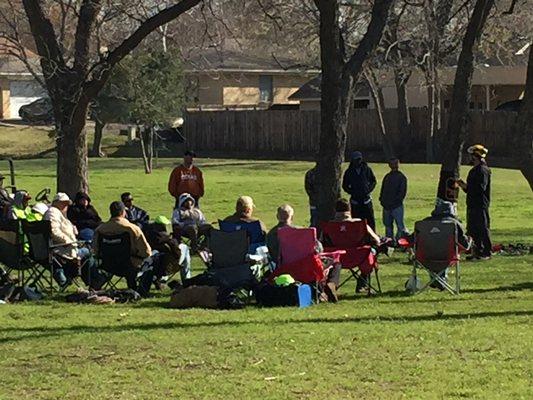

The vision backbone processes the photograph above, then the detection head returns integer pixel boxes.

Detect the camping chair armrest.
[318,250,346,263]
[49,240,86,249]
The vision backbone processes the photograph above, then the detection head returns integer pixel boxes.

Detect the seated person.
[266,204,295,262]
[332,198,380,244]
[8,191,32,220]
[27,202,49,222]
[420,201,472,289]
[93,201,152,291]
[172,193,211,251]
[140,215,192,296]
[121,192,149,230]
[67,192,101,242]
[266,204,340,302]
[223,195,267,249]
[45,193,103,288]
[329,198,382,293]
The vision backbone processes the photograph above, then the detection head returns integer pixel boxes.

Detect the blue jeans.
[382,205,407,240]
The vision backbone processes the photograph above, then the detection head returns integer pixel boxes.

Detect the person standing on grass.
[304,165,319,227]
[457,144,492,260]
[379,158,408,241]
[342,151,377,230]
[168,150,204,208]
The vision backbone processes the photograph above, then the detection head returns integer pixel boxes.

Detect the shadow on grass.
[1,309,531,344]
[461,282,533,294]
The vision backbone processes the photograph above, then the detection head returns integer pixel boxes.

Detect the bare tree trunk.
[90,119,105,157]
[314,0,393,222]
[139,126,154,174]
[515,47,533,191]
[56,111,90,197]
[365,67,395,159]
[395,70,412,158]
[437,0,495,201]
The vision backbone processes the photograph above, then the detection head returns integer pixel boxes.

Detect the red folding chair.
[320,220,380,295]
[270,227,344,300]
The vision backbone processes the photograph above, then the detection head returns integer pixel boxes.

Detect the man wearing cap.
[168,150,204,207]
[223,195,267,235]
[45,193,103,288]
[458,144,492,260]
[342,151,377,230]
[121,192,149,230]
[93,201,152,289]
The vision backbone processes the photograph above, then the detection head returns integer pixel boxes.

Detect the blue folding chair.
[218,220,265,253]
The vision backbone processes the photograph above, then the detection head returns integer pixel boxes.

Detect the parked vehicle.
[495,99,522,112]
[18,98,54,124]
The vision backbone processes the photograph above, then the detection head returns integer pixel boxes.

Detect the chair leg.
[374,269,382,293]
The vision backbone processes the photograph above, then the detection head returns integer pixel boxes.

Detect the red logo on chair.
[340,225,347,232]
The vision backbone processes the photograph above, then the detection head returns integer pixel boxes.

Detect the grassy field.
[0,158,532,399]
[0,125,127,159]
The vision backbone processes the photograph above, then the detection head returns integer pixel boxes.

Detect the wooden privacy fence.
[183,108,517,158]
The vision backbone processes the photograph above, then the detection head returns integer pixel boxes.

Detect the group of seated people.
[1,179,471,300]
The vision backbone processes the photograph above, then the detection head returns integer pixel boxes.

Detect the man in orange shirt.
[168,150,204,207]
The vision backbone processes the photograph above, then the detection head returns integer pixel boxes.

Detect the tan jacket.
[45,206,78,259]
[93,217,152,268]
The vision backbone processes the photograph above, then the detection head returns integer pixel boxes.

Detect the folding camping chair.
[22,220,86,292]
[96,231,138,290]
[321,220,381,295]
[0,220,35,285]
[270,227,344,302]
[218,219,265,253]
[206,229,249,269]
[411,220,461,295]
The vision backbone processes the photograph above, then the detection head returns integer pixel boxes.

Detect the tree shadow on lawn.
[1,309,531,345]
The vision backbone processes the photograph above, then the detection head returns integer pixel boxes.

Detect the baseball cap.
[53,192,72,204]
[351,151,363,160]
[32,202,49,215]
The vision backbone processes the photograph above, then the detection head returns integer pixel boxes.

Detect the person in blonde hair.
[266,204,295,262]
[223,195,267,235]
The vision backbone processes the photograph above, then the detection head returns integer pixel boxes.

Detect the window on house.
[259,75,273,103]
[354,99,370,109]
[469,102,475,109]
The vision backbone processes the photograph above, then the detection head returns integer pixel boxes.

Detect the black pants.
[467,207,492,257]
[350,200,376,231]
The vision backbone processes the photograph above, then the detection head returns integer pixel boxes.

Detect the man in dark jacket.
[121,192,150,230]
[67,192,101,241]
[342,151,377,230]
[379,158,408,240]
[458,144,492,260]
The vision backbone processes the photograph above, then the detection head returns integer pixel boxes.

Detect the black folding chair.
[0,220,34,284]
[206,229,249,269]
[411,220,461,295]
[22,220,86,292]
[96,232,138,290]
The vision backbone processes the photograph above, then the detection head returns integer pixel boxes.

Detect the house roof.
[184,49,319,73]
[0,40,41,76]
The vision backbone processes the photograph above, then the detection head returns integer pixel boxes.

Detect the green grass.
[0,126,127,158]
[0,158,532,399]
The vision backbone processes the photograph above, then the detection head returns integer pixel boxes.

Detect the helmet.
[467,144,488,158]
[154,215,171,225]
[274,274,295,287]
